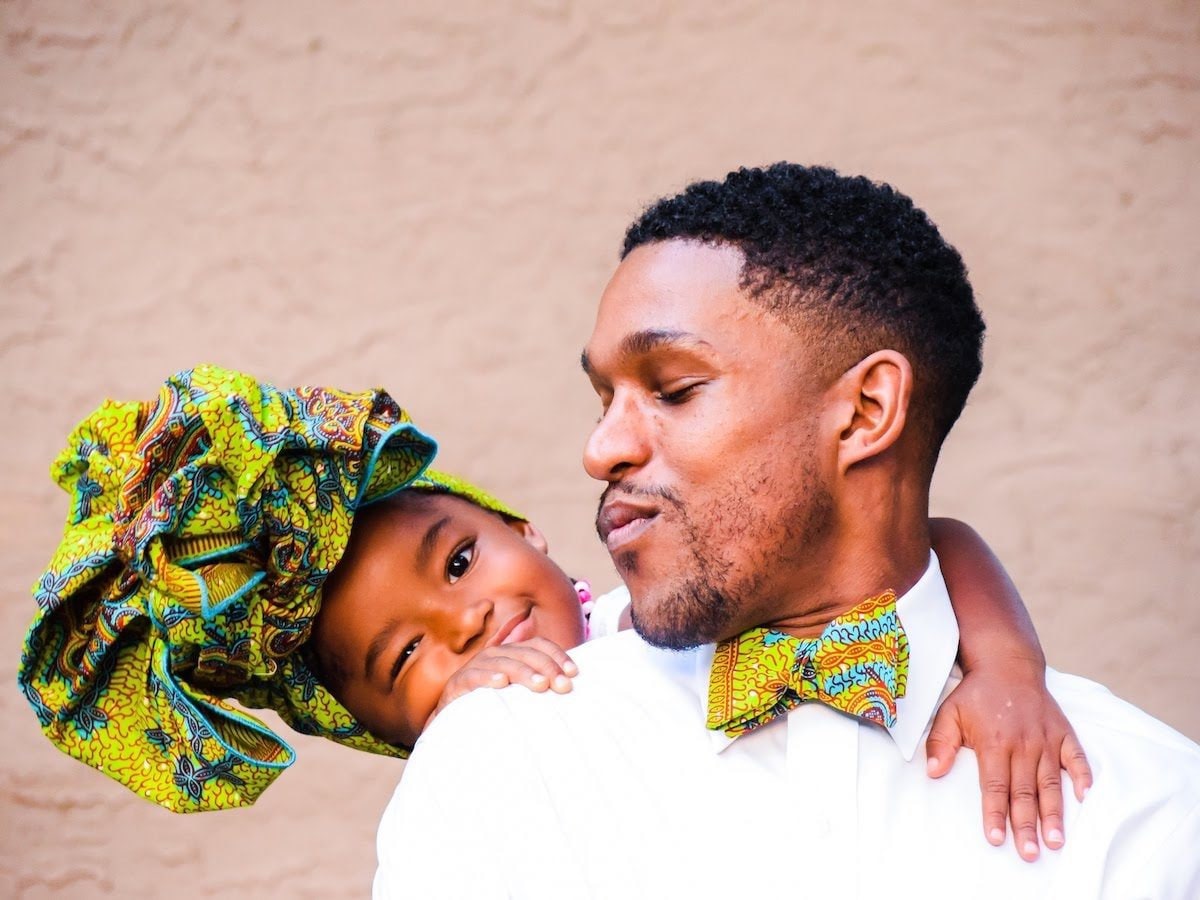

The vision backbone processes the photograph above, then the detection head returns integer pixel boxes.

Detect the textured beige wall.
[2,1,1197,896]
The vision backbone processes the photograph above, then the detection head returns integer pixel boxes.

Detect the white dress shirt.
[375,554,1200,899]
[583,583,626,640]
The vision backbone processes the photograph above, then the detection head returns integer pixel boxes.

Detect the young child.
[20,366,1087,861]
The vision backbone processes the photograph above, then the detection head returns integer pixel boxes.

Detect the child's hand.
[924,660,1093,863]
[428,638,579,724]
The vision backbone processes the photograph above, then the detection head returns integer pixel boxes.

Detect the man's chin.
[630,612,705,651]
[627,582,734,651]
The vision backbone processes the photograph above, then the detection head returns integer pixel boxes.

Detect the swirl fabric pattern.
[18,365,437,812]
[707,590,909,738]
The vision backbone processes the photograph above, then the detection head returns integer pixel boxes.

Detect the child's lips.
[489,609,535,647]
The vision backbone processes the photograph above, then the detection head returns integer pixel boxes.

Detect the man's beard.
[618,460,834,651]
[630,585,738,652]
[627,540,740,651]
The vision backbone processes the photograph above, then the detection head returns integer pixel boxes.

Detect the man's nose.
[583,393,650,482]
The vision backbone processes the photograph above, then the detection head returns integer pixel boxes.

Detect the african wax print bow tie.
[707,590,909,738]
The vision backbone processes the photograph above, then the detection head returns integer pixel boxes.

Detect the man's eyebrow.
[365,618,403,682]
[581,329,712,375]
[415,515,451,574]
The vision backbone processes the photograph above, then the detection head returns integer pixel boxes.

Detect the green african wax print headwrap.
[17,364,485,813]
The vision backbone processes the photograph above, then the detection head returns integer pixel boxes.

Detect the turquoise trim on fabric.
[200,568,266,620]
[173,541,253,568]
[154,646,296,770]
[357,421,437,509]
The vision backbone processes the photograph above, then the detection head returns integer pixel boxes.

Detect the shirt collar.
[888,551,958,760]
[698,551,959,760]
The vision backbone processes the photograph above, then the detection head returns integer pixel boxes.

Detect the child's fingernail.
[563,661,578,676]
[530,673,547,685]
[1023,841,1039,858]
[988,828,1005,845]
[553,675,572,692]
[1046,828,1063,845]
[925,757,937,774]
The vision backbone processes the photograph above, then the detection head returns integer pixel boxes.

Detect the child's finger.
[1060,731,1092,802]
[484,641,576,690]
[429,668,512,725]
[924,701,964,779]
[441,666,512,703]
[473,654,553,691]
[976,745,1012,848]
[1007,745,1042,862]
[474,646,573,693]
[517,637,579,677]
[1037,749,1066,850]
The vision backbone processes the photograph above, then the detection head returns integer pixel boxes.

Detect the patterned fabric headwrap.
[707,590,910,738]
[17,365,450,812]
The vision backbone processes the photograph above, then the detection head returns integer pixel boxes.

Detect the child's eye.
[392,638,421,681]
[447,542,475,583]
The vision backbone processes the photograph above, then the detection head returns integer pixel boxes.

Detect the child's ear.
[508,518,549,554]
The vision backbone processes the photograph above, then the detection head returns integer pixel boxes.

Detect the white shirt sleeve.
[1159,799,1200,899]
[373,688,573,900]
[1103,794,1200,899]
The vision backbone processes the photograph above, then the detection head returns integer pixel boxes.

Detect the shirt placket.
[785,688,861,896]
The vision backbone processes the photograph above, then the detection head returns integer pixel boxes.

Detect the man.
[375,165,1200,898]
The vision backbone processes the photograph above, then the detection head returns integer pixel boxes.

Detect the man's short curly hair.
[622,163,986,462]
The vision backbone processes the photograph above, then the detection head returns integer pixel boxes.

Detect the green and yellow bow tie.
[707,590,909,738]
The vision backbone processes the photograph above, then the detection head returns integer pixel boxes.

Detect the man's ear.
[833,349,912,474]
[508,518,550,554]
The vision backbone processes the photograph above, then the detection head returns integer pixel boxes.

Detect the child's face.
[312,492,586,748]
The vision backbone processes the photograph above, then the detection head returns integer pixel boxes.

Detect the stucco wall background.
[2,1,1197,896]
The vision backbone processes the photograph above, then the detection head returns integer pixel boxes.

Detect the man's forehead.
[585,241,749,358]
[603,239,745,306]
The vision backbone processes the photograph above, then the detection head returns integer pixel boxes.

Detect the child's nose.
[440,596,493,653]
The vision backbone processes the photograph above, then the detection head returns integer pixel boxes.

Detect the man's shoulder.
[566,630,706,706]
[1049,668,1199,755]
[1047,667,1200,792]
[574,626,696,668]
[570,630,710,703]
[417,632,705,748]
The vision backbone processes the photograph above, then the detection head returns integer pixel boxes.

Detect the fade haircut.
[622,163,986,464]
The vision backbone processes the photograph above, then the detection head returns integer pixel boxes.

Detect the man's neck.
[761,498,931,639]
